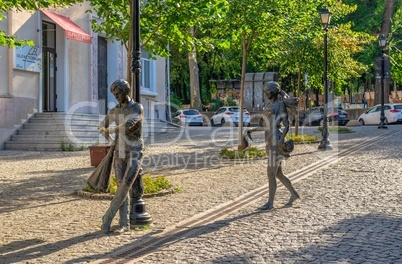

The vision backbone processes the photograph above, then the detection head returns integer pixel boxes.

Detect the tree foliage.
[88,0,227,56]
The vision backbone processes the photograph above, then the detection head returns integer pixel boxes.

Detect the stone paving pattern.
[0,126,401,263]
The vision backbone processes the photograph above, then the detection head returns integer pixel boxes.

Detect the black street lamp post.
[378,34,388,129]
[318,7,333,150]
[130,0,153,226]
[132,0,141,102]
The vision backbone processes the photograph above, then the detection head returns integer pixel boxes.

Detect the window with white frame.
[141,49,156,94]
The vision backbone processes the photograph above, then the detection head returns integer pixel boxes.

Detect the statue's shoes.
[115,226,130,234]
[101,224,111,234]
[259,201,274,210]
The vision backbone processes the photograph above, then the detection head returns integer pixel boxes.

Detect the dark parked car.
[298,106,349,126]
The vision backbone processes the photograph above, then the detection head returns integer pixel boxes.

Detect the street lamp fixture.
[320,7,332,26]
[378,34,388,129]
[318,7,333,150]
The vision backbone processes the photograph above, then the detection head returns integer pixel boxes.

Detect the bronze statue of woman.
[243,81,299,210]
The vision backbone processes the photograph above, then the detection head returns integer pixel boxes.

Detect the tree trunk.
[237,32,248,150]
[375,0,394,104]
[188,28,202,111]
[381,0,394,36]
[295,63,301,136]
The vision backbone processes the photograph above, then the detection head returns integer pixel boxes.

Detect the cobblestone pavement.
[0,125,401,263]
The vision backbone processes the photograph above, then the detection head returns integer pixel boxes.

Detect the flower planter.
[89,145,111,167]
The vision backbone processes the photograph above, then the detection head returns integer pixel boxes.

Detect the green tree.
[389,3,402,86]
[214,0,289,149]
[88,0,228,110]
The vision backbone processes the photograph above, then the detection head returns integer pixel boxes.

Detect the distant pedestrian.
[363,95,368,108]
[241,81,300,210]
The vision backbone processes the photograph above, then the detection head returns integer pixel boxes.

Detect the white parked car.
[172,109,203,126]
[211,106,251,127]
[358,104,402,125]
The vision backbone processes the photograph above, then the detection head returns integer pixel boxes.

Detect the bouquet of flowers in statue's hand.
[239,129,254,151]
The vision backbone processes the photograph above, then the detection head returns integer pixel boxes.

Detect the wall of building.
[46,3,93,113]
[0,11,40,149]
[0,2,168,149]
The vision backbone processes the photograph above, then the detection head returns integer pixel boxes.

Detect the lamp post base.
[318,122,332,150]
[130,199,153,227]
[378,124,388,129]
[318,139,333,150]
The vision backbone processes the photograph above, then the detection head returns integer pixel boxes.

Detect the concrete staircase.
[4,112,178,151]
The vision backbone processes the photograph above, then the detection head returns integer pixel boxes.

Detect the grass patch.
[60,141,74,151]
[142,174,171,194]
[286,133,318,143]
[82,183,95,193]
[133,225,151,231]
[220,147,266,159]
[318,126,353,133]
[82,174,174,195]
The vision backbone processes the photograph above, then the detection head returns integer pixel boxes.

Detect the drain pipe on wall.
[37,11,43,113]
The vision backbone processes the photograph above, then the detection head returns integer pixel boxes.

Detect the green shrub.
[220,147,266,159]
[108,174,118,194]
[317,126,352,133]
[170,95,182,114]
[82,183,95,192]
[286,133,318,143]
[83,174,172,195]
[226,97,237,106]
[142,174,171,194]
[60,141,74,151]
[211,98,225,111]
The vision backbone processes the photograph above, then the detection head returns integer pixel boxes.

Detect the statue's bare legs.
[261,158,299,210]
[276,165,300,206]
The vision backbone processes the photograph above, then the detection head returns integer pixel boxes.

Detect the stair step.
[11,134,106,143]
[5,112,179,151]
[23,123,98,130]
[17,129,100,136]
[29,118,101,125]
[4,142,91,151]
[34,112,104,118]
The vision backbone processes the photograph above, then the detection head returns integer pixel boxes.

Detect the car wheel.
[211,119,215,126]
[359,119,365,125]
[221,118,226,126]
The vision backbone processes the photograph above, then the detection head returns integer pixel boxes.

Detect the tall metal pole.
[378,46,388,129]
[318,26,332,150]
[130,0,152,226]
[132,0,141,102]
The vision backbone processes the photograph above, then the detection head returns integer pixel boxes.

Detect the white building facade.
[0,2,169,149]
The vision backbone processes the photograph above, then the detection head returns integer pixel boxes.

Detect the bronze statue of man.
[99,79,145,234]
[244,81,299,210]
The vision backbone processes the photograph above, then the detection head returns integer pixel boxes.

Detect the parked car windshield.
[228,107,240,112]
[183,110,200,115]
[394,105,402,110]
[227,107,248,112]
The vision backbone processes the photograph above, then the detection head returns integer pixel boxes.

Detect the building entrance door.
[42,48,57,112]
[42,21,57,112]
